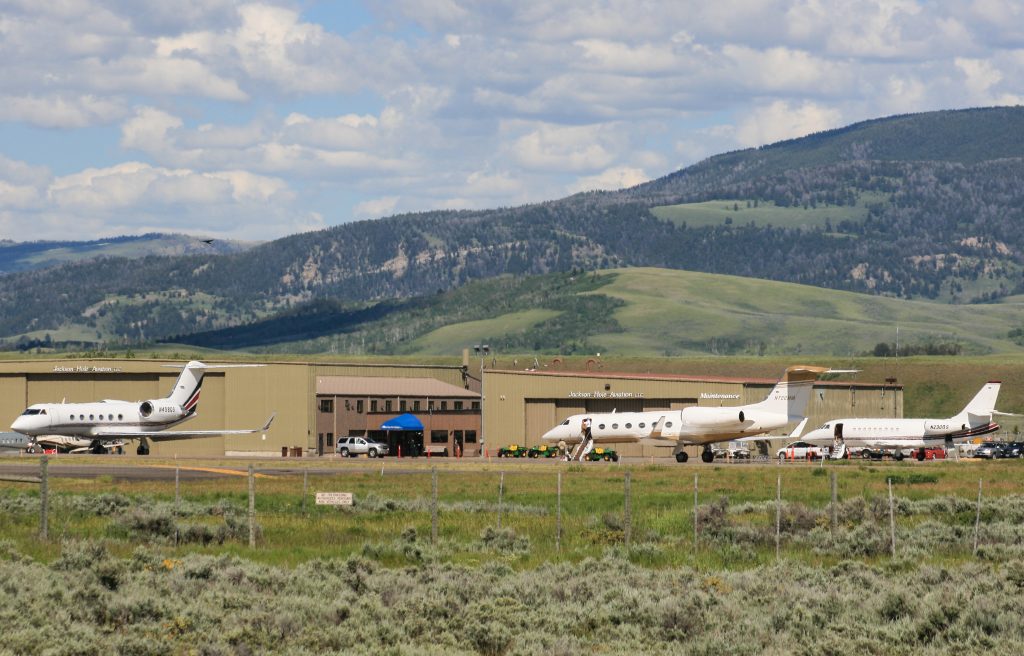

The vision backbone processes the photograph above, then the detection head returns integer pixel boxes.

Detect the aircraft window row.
[72,414,124,421]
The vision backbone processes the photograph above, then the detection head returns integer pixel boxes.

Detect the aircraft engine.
[139,400,182,422]
[684,407,749,428]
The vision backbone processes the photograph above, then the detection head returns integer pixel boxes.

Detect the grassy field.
[4,457,1024,654]
[650,194,887,230]
[4,456,1024,569]
[404,309,561,354]
[577,268,1024,357]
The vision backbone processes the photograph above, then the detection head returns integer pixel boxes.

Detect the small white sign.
[315,492,353,506]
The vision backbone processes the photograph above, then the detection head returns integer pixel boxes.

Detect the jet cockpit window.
[561,420,570,425]
[21,408,42,415]
[818,424,830,430]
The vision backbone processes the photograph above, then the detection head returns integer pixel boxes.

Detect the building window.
[413,400,421,412]
[465,430,477,443]
[385,399,393,413]
[370,399,378,413]
[319,399,334,413]
[440,400,448,411]
[431,430,448,444]
[400,400,407,412]
[454,401,463,411]
[454,430,463,442]
[327,433,334,447]
[428,400,434,411]
[472,401,480,410]
[356,400,364,413]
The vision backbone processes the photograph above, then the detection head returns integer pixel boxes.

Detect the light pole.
[473,344,489,455]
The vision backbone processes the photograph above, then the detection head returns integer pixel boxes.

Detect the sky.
[1,0,1023,242]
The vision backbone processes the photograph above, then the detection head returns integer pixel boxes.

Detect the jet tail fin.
[752,365,829,421]
[161,361,265,414]
[951,381,1001,425]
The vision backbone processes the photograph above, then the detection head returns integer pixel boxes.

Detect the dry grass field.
[3,457,1024,653]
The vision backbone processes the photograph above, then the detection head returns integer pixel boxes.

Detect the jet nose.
[11,416,29,433]
[541,426,563,442]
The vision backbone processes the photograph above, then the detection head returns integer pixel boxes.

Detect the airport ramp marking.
[150,465,275,479]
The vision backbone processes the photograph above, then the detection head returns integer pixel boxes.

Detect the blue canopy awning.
[379,413,424,431]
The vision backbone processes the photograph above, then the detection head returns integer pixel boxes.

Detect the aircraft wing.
[94,414,275,441]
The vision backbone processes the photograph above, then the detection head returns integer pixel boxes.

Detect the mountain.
[167,268,1024,357]
[2,106,1024,350]
[0,233,255,274]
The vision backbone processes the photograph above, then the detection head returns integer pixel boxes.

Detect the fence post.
[775,474,781,559]
[175,466,180,513]
[498,471,505,529]
[624,470,632,549]
[248,464,256,548]
[39,455,48,541]
[556,471,562,553]
[302,470,308,513]
[973,479,983,555]
[431,466,438,544]
[888,478,896,558]
[830,470,837,534]
[693,473,699,544]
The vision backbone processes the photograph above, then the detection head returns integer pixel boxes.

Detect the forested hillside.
[0,233,252,274]
[2,107,1023,349]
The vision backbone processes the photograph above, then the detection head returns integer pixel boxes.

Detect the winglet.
[261,413,276,432]
[789,417,808,438]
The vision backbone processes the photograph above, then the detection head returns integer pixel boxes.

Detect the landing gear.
[894,450,905,462]
[136,439,150,456]
[916,449,926,462]
[90,440,105,455]
[675,451,689,463]
[701,445,714,463]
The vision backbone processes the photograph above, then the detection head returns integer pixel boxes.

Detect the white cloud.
[735,100,844,147]
[0,94,127,129]
[508,123,619,172]
[3,1,1024,240]
[568,166,650,193]
[353,196,399,220]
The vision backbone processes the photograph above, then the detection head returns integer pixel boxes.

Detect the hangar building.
[0,358,901,458]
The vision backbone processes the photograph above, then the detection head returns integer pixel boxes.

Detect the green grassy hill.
[581,268,1024,356]
[173,267,1024,362]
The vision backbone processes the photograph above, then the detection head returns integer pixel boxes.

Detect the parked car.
[1002,442,1024,458]
[776,441,826,461]
[910,446,947,461]
[974,442,1007,459]
[336,436,389,458]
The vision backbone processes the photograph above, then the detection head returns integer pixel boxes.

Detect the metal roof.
[316,376,480,398]
[486,368,899,389]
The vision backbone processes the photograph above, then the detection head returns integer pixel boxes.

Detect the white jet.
[541,365,834,463]
[801,381,1013,461]
[10,361,274,455]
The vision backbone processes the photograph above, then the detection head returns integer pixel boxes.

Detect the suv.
[776,441,825,461]
[337,437,389,458]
